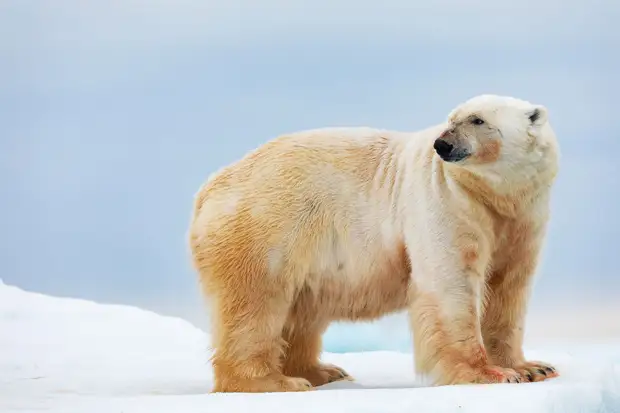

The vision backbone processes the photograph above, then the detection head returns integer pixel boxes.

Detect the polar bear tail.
[190,172,219,222]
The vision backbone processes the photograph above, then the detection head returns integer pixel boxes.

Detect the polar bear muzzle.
[433,128,470,162]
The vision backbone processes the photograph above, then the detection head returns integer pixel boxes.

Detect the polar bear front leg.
[482,234,559,383]
[407,236,522,385]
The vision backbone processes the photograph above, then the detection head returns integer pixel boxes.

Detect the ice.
[1,279,618,413]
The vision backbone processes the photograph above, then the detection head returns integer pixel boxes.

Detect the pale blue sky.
[1,1,618,350]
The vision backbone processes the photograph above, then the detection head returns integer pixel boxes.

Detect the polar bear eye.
[471,117,485,125]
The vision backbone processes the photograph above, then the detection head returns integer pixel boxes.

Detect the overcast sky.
[1,1,618,350]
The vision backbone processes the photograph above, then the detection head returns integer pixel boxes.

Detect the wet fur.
[188,95,560,392]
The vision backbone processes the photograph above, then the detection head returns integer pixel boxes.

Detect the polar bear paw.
[513,361,559,382]
[213,373,313,393]
[294,363,353,387]
[474,365,523,384]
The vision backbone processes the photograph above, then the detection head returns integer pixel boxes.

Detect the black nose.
[434,139,454,158]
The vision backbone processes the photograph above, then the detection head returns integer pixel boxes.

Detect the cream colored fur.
[188,94,560,393]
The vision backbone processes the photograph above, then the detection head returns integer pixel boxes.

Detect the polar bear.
[188,94,560,393]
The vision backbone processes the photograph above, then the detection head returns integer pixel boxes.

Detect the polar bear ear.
[526,105,548,127]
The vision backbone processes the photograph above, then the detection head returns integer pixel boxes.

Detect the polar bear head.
[433,94,559,186]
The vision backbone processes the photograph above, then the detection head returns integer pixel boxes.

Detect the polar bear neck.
[443,163,555,219]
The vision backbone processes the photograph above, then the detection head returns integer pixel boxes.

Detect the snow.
[1,280,619,413]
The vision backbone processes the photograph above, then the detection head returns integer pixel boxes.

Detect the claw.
[507,375,520,384]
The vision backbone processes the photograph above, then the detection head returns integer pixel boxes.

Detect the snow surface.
[1,280,619,413]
